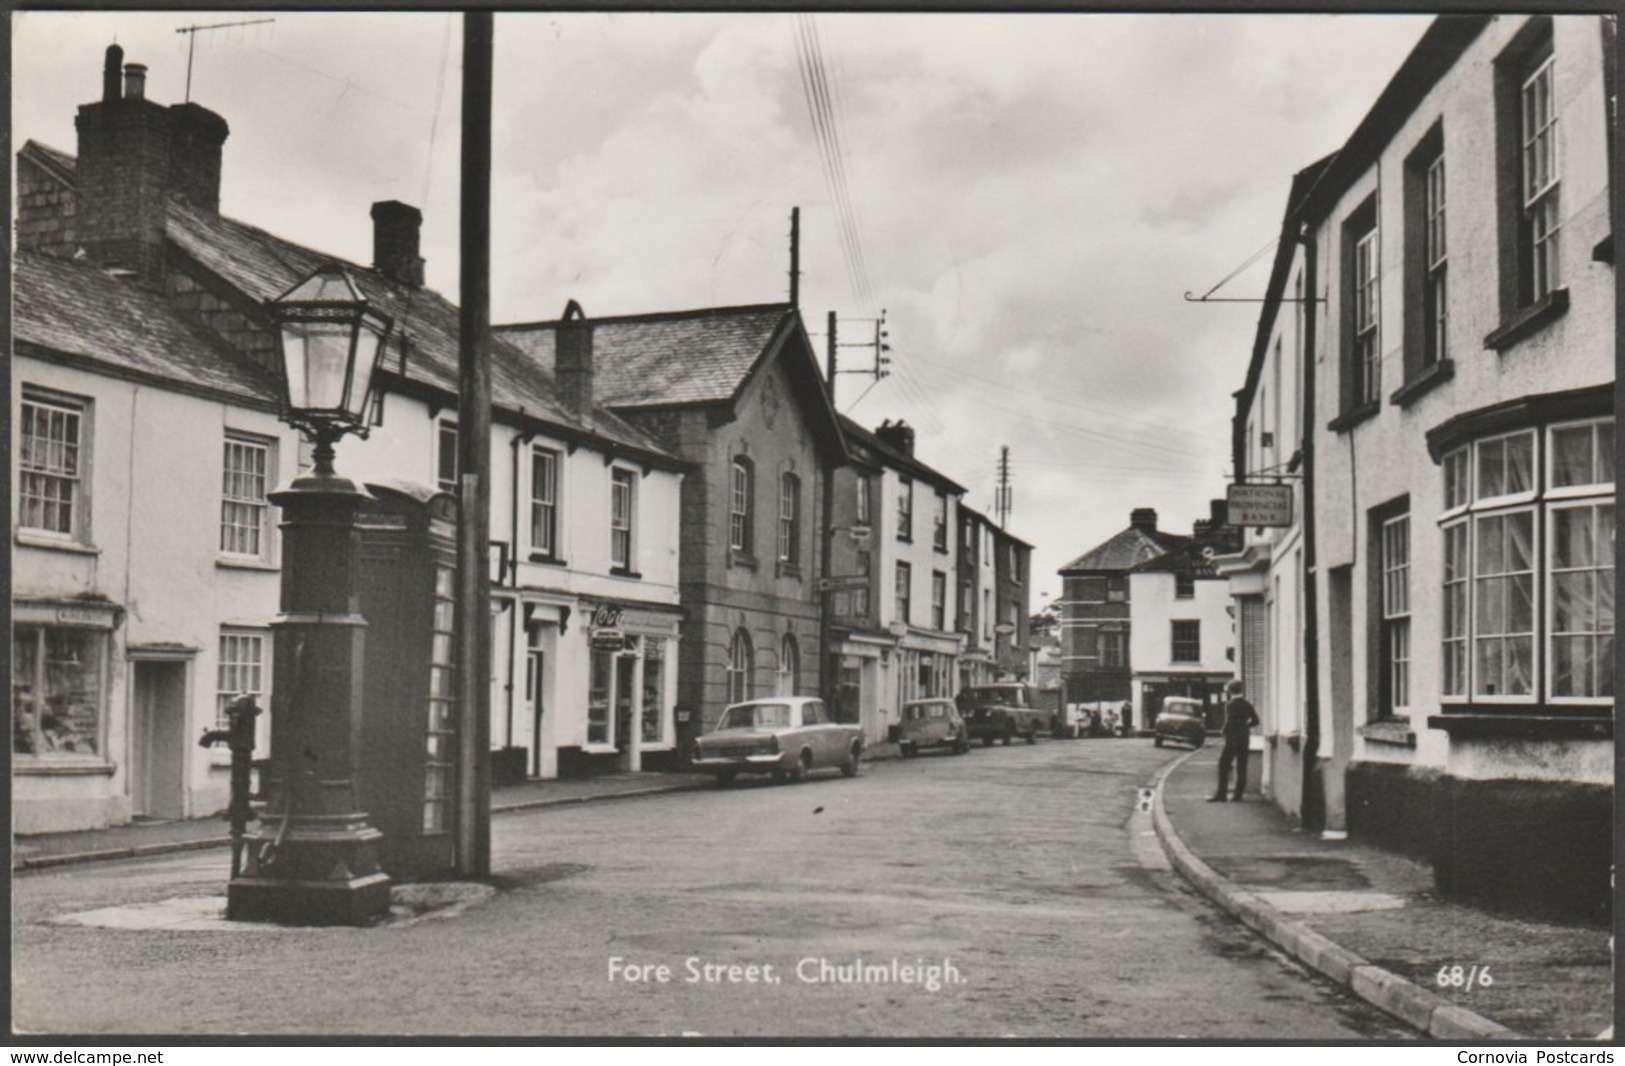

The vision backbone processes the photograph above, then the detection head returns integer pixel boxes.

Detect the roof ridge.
[496,302,792,331]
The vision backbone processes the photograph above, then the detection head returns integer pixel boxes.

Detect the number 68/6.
[1435,965,1494,989]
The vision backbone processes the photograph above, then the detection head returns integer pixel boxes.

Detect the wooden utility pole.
[456,10,494,878]
[789,206,801,308]
[826,309,838,405]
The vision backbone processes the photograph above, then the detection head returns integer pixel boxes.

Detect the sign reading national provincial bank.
[1226,483,1293,528]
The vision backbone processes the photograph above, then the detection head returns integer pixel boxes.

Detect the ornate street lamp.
[269,262,392,470]
[227,262,394,925]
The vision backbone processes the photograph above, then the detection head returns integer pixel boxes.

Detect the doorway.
[132,660,187,820]
[527,648,546,778]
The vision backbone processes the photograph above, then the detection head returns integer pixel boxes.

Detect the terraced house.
[13,48,689,833]
[498,303,848,752]
[1217,14,1614,923]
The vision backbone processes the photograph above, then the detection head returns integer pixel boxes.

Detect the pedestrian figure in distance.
[1120,700,1134,737]
[1209,679,1259,802]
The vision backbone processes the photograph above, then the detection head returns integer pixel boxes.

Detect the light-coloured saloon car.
[690,697,864,785]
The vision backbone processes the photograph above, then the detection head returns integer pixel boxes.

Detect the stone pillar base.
[228,872,392,926]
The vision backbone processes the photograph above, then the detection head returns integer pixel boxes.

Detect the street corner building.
[1056,507,1196,724]
[818,417,1033,746]
[1212,14,1614,924]
[11,46,694,835]
[498,302,848,753]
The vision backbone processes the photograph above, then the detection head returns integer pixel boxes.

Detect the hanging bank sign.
[1227,484,1294,528]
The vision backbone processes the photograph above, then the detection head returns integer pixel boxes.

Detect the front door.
[131,660,187,820]
[614,653,637,770]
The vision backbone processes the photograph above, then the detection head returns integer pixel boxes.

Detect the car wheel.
[982,735,993,748]
[840,744,860,777]
[956,738,970,754]
[900,742,917,759]
[1001,731,1012,747]
[790,750,812,783]
[1154,735,1164,748]
[1024,723,1038,745]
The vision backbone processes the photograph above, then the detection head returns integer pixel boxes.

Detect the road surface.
[13,739,1411,1038]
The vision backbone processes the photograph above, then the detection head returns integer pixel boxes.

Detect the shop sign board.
[1227,484,1294,528]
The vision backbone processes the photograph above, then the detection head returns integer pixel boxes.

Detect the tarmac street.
[13,741,1415,1039]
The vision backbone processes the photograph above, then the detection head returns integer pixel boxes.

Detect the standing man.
[1209,679,1259,802]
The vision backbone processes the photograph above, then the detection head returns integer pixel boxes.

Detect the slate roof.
[1130,528,1244,578]
[15,137,678,467]
[23,140,76,185]
[164,201,677,465]
[836,415,966,495]
[496,304,793,409]
[14,248,276,404]
[1059,525,1189,574]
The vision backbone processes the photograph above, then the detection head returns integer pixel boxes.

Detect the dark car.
[958,683,1047,746]
[1153,696,1206,749]
[898,698,970,757]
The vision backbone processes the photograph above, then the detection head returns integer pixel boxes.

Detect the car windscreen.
[962,687,1025,707]
[718,703,792,730]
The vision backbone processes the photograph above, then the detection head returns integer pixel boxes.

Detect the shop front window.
[13,625,105,756]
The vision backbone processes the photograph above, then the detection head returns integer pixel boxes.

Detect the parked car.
[958,683,1048,746]
[689,697,864,785]
[898,698,970,757]
[1153,696,1207,749]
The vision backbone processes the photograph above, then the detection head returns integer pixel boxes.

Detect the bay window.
[1438,417,1613,706]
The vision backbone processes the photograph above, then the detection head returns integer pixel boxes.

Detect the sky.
[12,10,1433,603]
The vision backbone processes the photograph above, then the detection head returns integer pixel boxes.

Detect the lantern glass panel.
[347,316,389,419]
[281,317,355,414]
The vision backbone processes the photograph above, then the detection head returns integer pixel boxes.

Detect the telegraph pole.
[826,310,838,404]
[789,206,801,309]
[996,446,1012,529]
[456,10,494,878]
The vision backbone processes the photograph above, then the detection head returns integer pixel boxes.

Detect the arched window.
[728,628,754,705]
[778,634,800,696]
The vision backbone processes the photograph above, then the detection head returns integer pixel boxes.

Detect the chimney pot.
[875,418,916,456]
[1130,508,1158,532]
[103,45,124,102]
[1209,497,1228,528]
[370,200,424,287]
[123,63,147,100]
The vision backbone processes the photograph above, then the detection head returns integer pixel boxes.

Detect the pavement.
[13,737,1613,1041]
[12,742,903,871]
[1154,742,1615,1042]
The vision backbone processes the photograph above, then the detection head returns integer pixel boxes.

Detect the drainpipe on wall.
[1297,223,1324,832]
[819,314,838,712]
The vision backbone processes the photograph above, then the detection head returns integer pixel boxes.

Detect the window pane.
[1505,433,1533,494]
[1552,426,1595,487]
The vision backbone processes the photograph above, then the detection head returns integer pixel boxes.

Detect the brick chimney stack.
[875,418,916,456]
[370,200,425,287]
[555,300,593,416]
[1209,497,1228,528]
[1129,508,1158,532]
[73,47,228,280]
